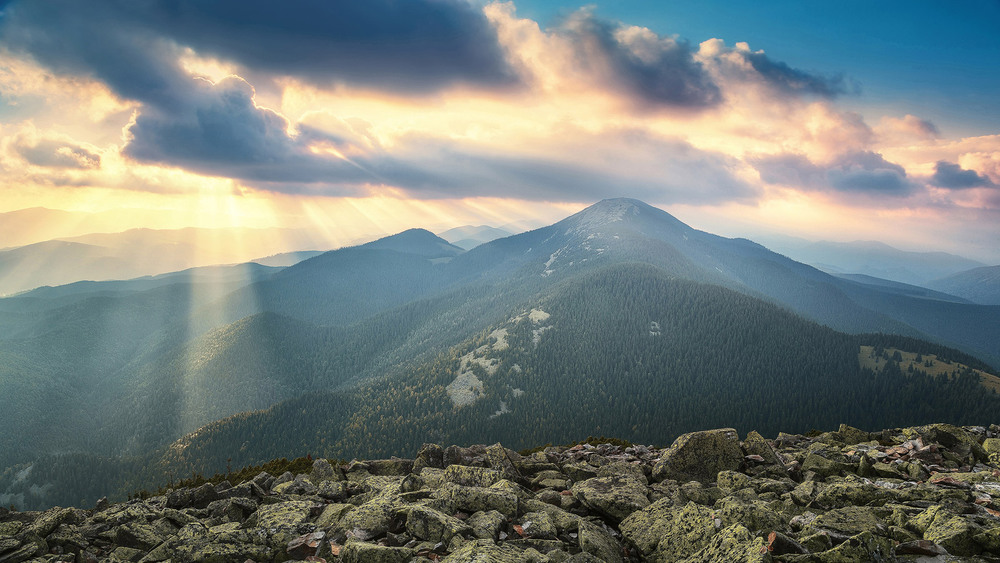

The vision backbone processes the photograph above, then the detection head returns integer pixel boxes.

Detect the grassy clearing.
[860,345,1000,393]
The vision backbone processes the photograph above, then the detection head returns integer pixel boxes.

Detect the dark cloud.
[753,151,913,196]
[239,134,759,205]
[0,0,515,97]
[930,161,994,189]
[558,10,721,109]
[13,137,101,169]
[827,151,910,194]
[741,51,851,98]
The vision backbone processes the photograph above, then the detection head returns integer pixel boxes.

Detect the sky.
[0,0,998,262]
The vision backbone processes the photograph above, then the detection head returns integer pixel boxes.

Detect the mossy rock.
[652,428,743,484]
[340,539,415,563]
[405,505,471,543]
[808,531,895,562]
[801,453,854,479]
[466,510,505,540]
[621,500,717,559]
[715,496,787,534]
[812,479,891,508]
[444,465,504,488]
[170,541,272,563]
[435,482,519,517]
[716,470,752,494]
[679,523,770,563]
[577,520,623,563]
[339,497,400,541]
[803,505,887,538]
[316,503,354,528]
[974,526,1000,553]
[918,506,982,556]
[441,539,532,562]
[570,474,650,521]
[251,500,315,547]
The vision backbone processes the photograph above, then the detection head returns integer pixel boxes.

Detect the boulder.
[570,474,650,521]
[652,428,743,484]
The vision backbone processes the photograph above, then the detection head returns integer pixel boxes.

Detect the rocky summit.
[3,423,1000,563]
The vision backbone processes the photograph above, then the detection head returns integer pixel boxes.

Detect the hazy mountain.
[0,227,333,296]
[0,207,99,249]
[438,225,515,250]
[3,198,1000,509]
[765,239,985,286]
[250,250,325,267]
[927,265,1000,305]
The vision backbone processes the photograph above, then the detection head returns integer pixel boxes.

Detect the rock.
[808,531,895,562]
[652,428,743,484]
[577,520,623,563]
[441,539,524,562]
[681,523,771,563]
[916,505,981,556]
[312,458,343,482]
[6,423,1000,563]
[570,474,650,521]
[621,500,718,559]
[340,539,415,563]
[286,530,326,560]
[405,505,470,543]
[466,510,505,540]
[435,482,519,517]
[413,443,445,472]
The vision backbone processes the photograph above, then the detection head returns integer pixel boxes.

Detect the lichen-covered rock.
[339,497,400,541]
[441,539,526,562]
[715,496,787,534]
[466,509,505,540]
[577,520,623,563]
[621,500,718,559]
[435,482,519,516]
[405,505,471,543]
[571,474,650,521]
[680,523,770,563]
[444,465,505,488]
[4,422,999,563]
[340,539,415,563]
[652,428,743,484]
[803,505,887,538]
[915,505,982,556]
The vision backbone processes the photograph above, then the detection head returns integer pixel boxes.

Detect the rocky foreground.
[3,423,1000,562]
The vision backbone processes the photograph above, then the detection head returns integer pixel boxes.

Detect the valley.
[1,198,999,511]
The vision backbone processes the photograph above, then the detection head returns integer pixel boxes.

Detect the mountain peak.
[361,228,464,258]
[561,198,690,234]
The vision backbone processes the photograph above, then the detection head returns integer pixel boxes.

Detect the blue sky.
[515,0,1000,135]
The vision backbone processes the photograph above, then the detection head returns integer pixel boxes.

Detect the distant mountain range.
[765,238,986,286]
[2,198,999,510]
[438,225,516,250]
[927,265,1000,305]
[0,227,333,296]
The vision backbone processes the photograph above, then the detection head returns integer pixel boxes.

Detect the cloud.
[555,9,721,110]
[739,50,850,98]
[877,114,941,144]
[930,161,995,189]
[0,0,515,97]
[754,151,914,197]
[11,135,101,169]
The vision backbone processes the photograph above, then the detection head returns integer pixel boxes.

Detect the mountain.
[0,207,97,249]
[3,198,1000,510]
[927,265,1000,305]
[250,250,325,267]
[438,224,515,250]
[0,226,332,296]
[765,239,986,286]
